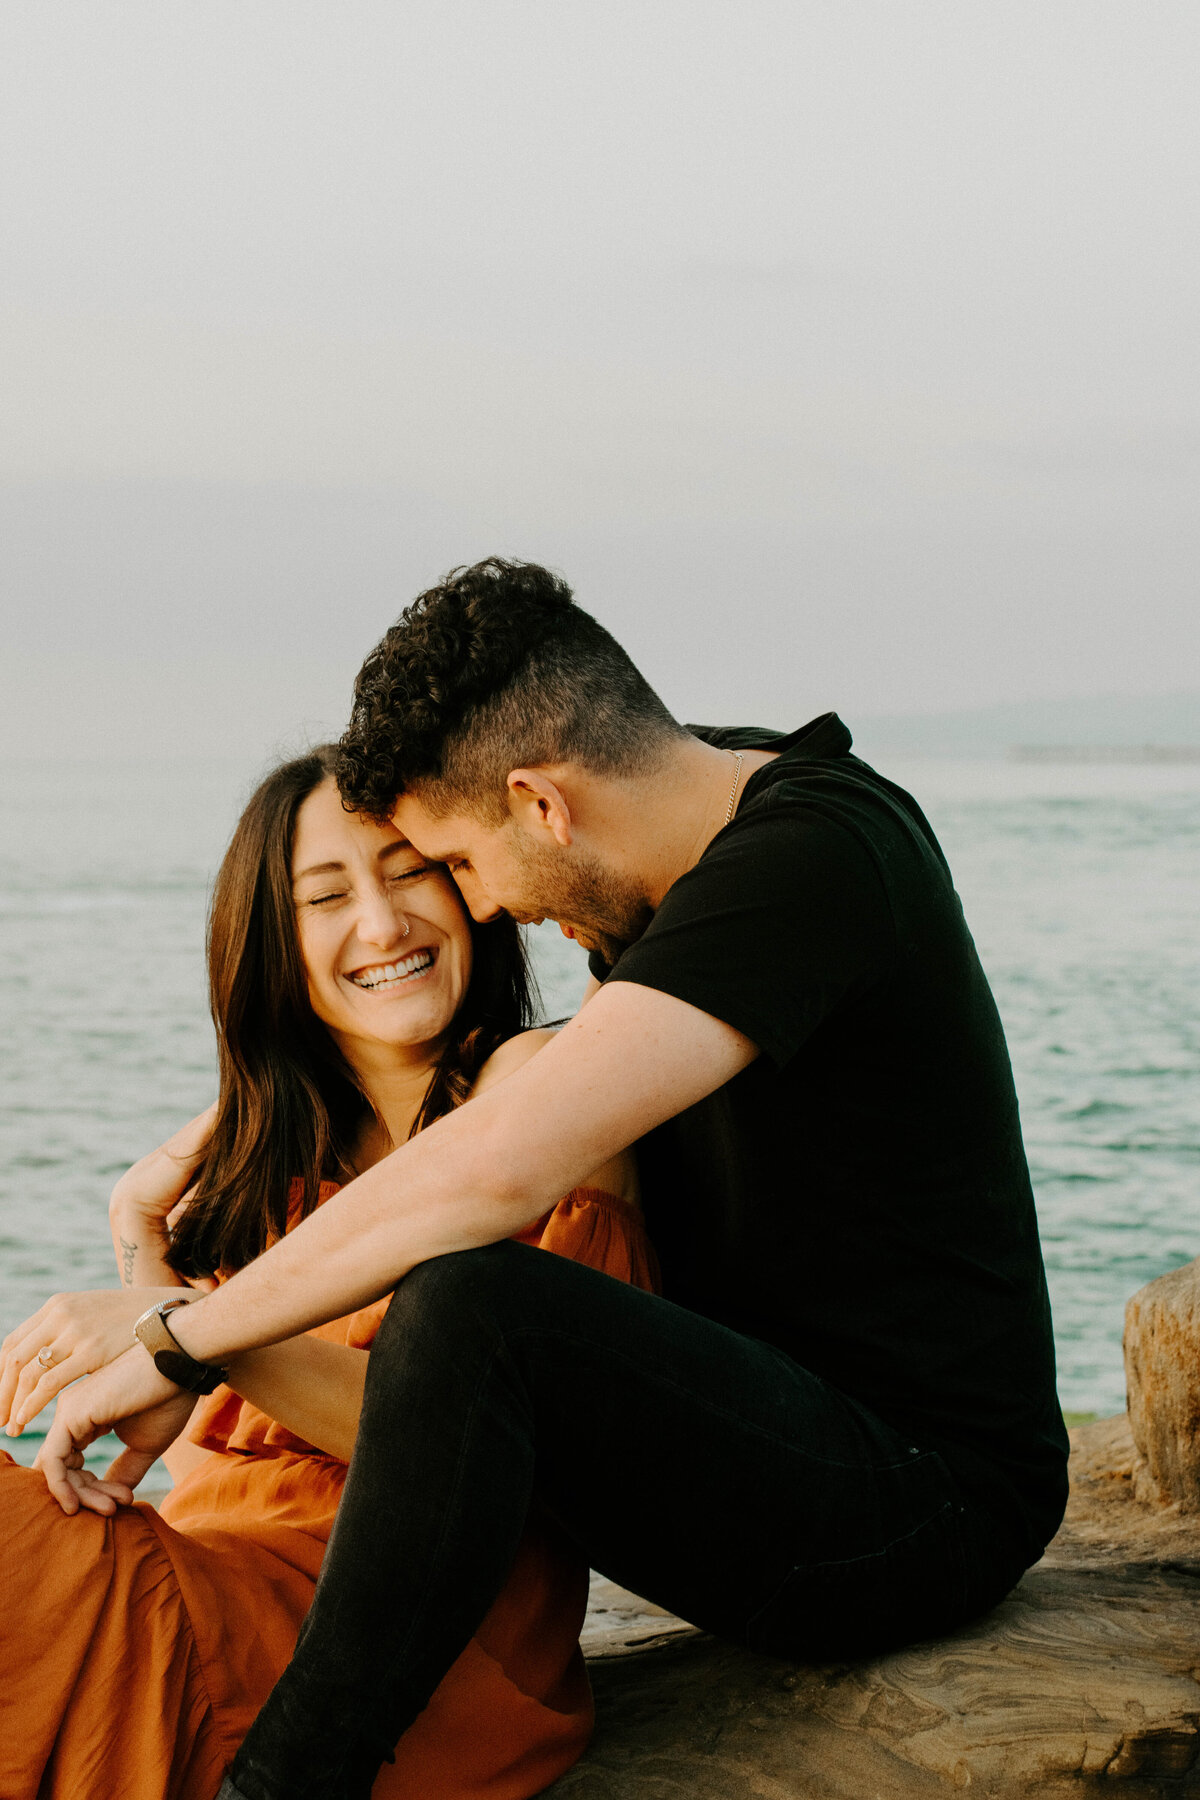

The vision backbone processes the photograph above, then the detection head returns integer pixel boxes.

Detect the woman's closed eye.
[299,860,438,909]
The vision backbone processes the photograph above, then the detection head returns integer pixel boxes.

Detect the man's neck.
[596,734,777,908]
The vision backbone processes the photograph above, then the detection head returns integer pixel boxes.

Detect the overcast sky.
[2,3,1197,759]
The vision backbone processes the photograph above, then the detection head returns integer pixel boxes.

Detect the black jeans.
[229,1243,1028,1800]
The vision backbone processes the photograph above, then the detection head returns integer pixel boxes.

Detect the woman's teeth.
[350,950,435,990]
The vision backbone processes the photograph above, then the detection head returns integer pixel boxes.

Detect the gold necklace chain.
[724,749,745,825]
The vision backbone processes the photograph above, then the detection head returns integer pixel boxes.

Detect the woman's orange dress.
[0,1188,657,1800]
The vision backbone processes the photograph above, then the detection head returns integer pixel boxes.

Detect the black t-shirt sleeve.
[597,800,897,1066]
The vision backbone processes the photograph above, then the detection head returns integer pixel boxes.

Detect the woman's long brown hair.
[167,746,536,1277]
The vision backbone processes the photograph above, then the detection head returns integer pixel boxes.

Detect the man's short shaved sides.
[335,558,687,823]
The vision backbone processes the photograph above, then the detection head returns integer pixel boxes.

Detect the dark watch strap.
[134,1300,229,1396]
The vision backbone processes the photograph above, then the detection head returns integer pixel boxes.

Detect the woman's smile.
[346,947,437,992]
[292,778,472,1060]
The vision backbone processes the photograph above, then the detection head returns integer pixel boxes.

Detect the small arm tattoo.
[119,1235,138,1287]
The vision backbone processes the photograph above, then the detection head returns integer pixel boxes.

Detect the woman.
[0,746,655,1800]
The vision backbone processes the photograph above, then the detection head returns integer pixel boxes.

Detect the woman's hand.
[0,1286,208,1436]
[34,1346,197,1515]
[109,1103,217,1223]
[109,1103,217,1286]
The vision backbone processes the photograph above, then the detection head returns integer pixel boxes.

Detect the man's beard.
[509,835,653,967]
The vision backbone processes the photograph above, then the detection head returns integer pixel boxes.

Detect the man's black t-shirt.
[589,714,1068,1558]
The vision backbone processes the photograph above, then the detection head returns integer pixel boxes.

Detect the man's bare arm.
[171,981,754,1366]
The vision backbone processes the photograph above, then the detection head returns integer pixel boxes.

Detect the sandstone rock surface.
[1125,1255,1200,1510]
[552,1416,1200,1798]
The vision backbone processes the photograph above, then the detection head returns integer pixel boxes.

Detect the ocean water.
[1,751,1197,1478]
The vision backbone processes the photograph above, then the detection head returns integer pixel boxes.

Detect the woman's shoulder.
[469,1027,559,1097]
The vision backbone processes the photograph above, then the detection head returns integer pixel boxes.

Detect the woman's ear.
[506,768,574,846]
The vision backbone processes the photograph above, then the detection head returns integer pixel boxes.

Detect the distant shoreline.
[1009,745,1200,764]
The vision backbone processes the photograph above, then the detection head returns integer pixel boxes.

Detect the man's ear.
[506,768,573,846]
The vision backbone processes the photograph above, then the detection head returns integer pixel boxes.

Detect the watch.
[133,1298,229,1396]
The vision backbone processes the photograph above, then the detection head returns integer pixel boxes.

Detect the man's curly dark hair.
[336,558,686,822]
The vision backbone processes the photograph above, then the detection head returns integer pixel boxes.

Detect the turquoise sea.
[1,751,1197,1473]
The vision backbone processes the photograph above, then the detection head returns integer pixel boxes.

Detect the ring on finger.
[37,1345,56,1369]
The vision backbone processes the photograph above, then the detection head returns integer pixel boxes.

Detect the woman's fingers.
[0,1331,50,1428]
[0,1305,56,1421]
[69,1467,137,1515]
[30,1454,134,1519]
[34,1381,114,1513]
[2,1289,186,1432]
[0,1345,25,1427]
[0,1296,89,1420]
[33,1450,147,1517]
[104,1444,162,1492]
[34,1435,89,1515]
[4,1350,88,1436]
[35,1347,184,1517]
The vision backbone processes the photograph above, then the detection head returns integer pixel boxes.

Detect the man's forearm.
[169,1091,559,1364]
[169,982,755,1367]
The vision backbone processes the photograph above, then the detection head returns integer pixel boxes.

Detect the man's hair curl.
[336,557,684,822]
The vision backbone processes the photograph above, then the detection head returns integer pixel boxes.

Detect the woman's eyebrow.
[292,859,347,883]
[293,841,418,885]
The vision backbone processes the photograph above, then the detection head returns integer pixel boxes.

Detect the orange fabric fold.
[0,1186,657,1800]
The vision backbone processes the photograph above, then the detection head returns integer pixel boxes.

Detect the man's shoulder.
[690,715,902,826]
[686,713,853,763]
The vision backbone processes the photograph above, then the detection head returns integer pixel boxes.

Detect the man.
[42,558,1067,1800]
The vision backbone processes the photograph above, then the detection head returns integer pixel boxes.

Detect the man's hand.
[0,1286,199,1436]
[34,1345,197,1516]
[162,980,757,1368]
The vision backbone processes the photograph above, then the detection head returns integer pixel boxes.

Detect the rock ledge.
[554,1416,1200,1797]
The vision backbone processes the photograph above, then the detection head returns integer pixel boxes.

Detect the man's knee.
[376,1240,537,1346]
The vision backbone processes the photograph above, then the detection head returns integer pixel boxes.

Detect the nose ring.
[400,916,410,938]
